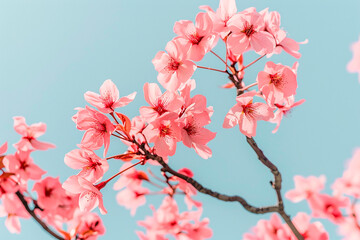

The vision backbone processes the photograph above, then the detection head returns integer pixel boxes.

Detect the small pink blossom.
[69,210,105,240]
[223,91,274,137]
[290,212,329,240]
[152,38,196,91]
[138,196,182,238]
[270,96,305,133]
[4,150,46,181]
[140,83,183,123]
[307,193,349,224]
[0,193,30,234]
[64,148,109,184]
[62,175,107,214]
[174,12,217,61]
[201,0,238,39]
[227,8,275,56]
[285,175,326,203]
[33,177,63,210]
[347,35,360,81]
[143,112,182,158]
[0,173,19,196]
[84,79,136,113]
[113,162,149,190]
[73,106,115,157]
[257,61,298,106]
[243,214,290,240]
[332,148,360,198]
[115,184,149,216]
[13,116,55,151]
[179,114,216,159]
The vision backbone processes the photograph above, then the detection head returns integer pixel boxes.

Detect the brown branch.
[246,137,303,239]
[15,191,64,240]
[135,142,278,214]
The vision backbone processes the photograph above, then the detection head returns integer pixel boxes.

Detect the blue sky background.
[0,0,360,239]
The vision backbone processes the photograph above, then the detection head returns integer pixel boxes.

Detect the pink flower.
[290,212,329,240]
[347,35,360,82]
[243,214,291,240]
[285,175,326,203]
[257,61,298,106]
[143,112,182,158]
[140,83,183,123]
[308,193,349,224]
[62,175,107,214]
[0,173,19,196]
[113,162,149,190]
[179,114,216,159]
[227,8,275,56]
[332,148,360,198]
[153,38,196,91]
[84,79,136,113]
[174,12,217,61]
[73,106,115,157]
[33,177,63,210]
[69,211,106,240]
[223,91,274,137]
[0,193,30,233]
[4,150,46,181]
[13,116,55,151]
[138,196,181,237]
[270,96,305,133]
[338,204,360,240]
[64,148,109,184]
[115,184,149,216]
[201,0,238,39]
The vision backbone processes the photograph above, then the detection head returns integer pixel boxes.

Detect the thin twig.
[197,65,227,73]
[15,191,64,240]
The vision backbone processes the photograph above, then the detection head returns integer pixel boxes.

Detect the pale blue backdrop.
[0,0,360,239]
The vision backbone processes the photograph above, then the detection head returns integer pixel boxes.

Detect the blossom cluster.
[0,118,106,239]
[3,0,343,239]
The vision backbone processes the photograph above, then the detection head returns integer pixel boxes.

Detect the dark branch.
[15,191,64,240]
[136,143,279,214]
[246,137,302,239]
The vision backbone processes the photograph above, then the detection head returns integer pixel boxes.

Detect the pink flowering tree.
[1,0,360,239]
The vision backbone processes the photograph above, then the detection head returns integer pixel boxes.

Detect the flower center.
[242,23,255,37]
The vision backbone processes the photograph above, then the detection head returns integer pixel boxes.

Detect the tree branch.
[136,143,278,214]
[246,137,303,239]
[15,191,64,240]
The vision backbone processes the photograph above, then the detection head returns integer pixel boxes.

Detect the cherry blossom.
[62,175,107,214]
[84,79,136,113]
[152,38,196,91]
[64,148,109,184]
[223,91,274,137]
[307,193,349,224]
[257,61,298,106]
[4,150,46,181]
[201,0,238,39]
[143,112,182,157]
[270,96,305,133]
[33,177,64,210]
[140,83,182,123]
[0,193,30,233]
[227,8,275,56]
[73,106,115,157]
[286,175,326,203]
[173,12,217,61]
[13,116,55,151]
